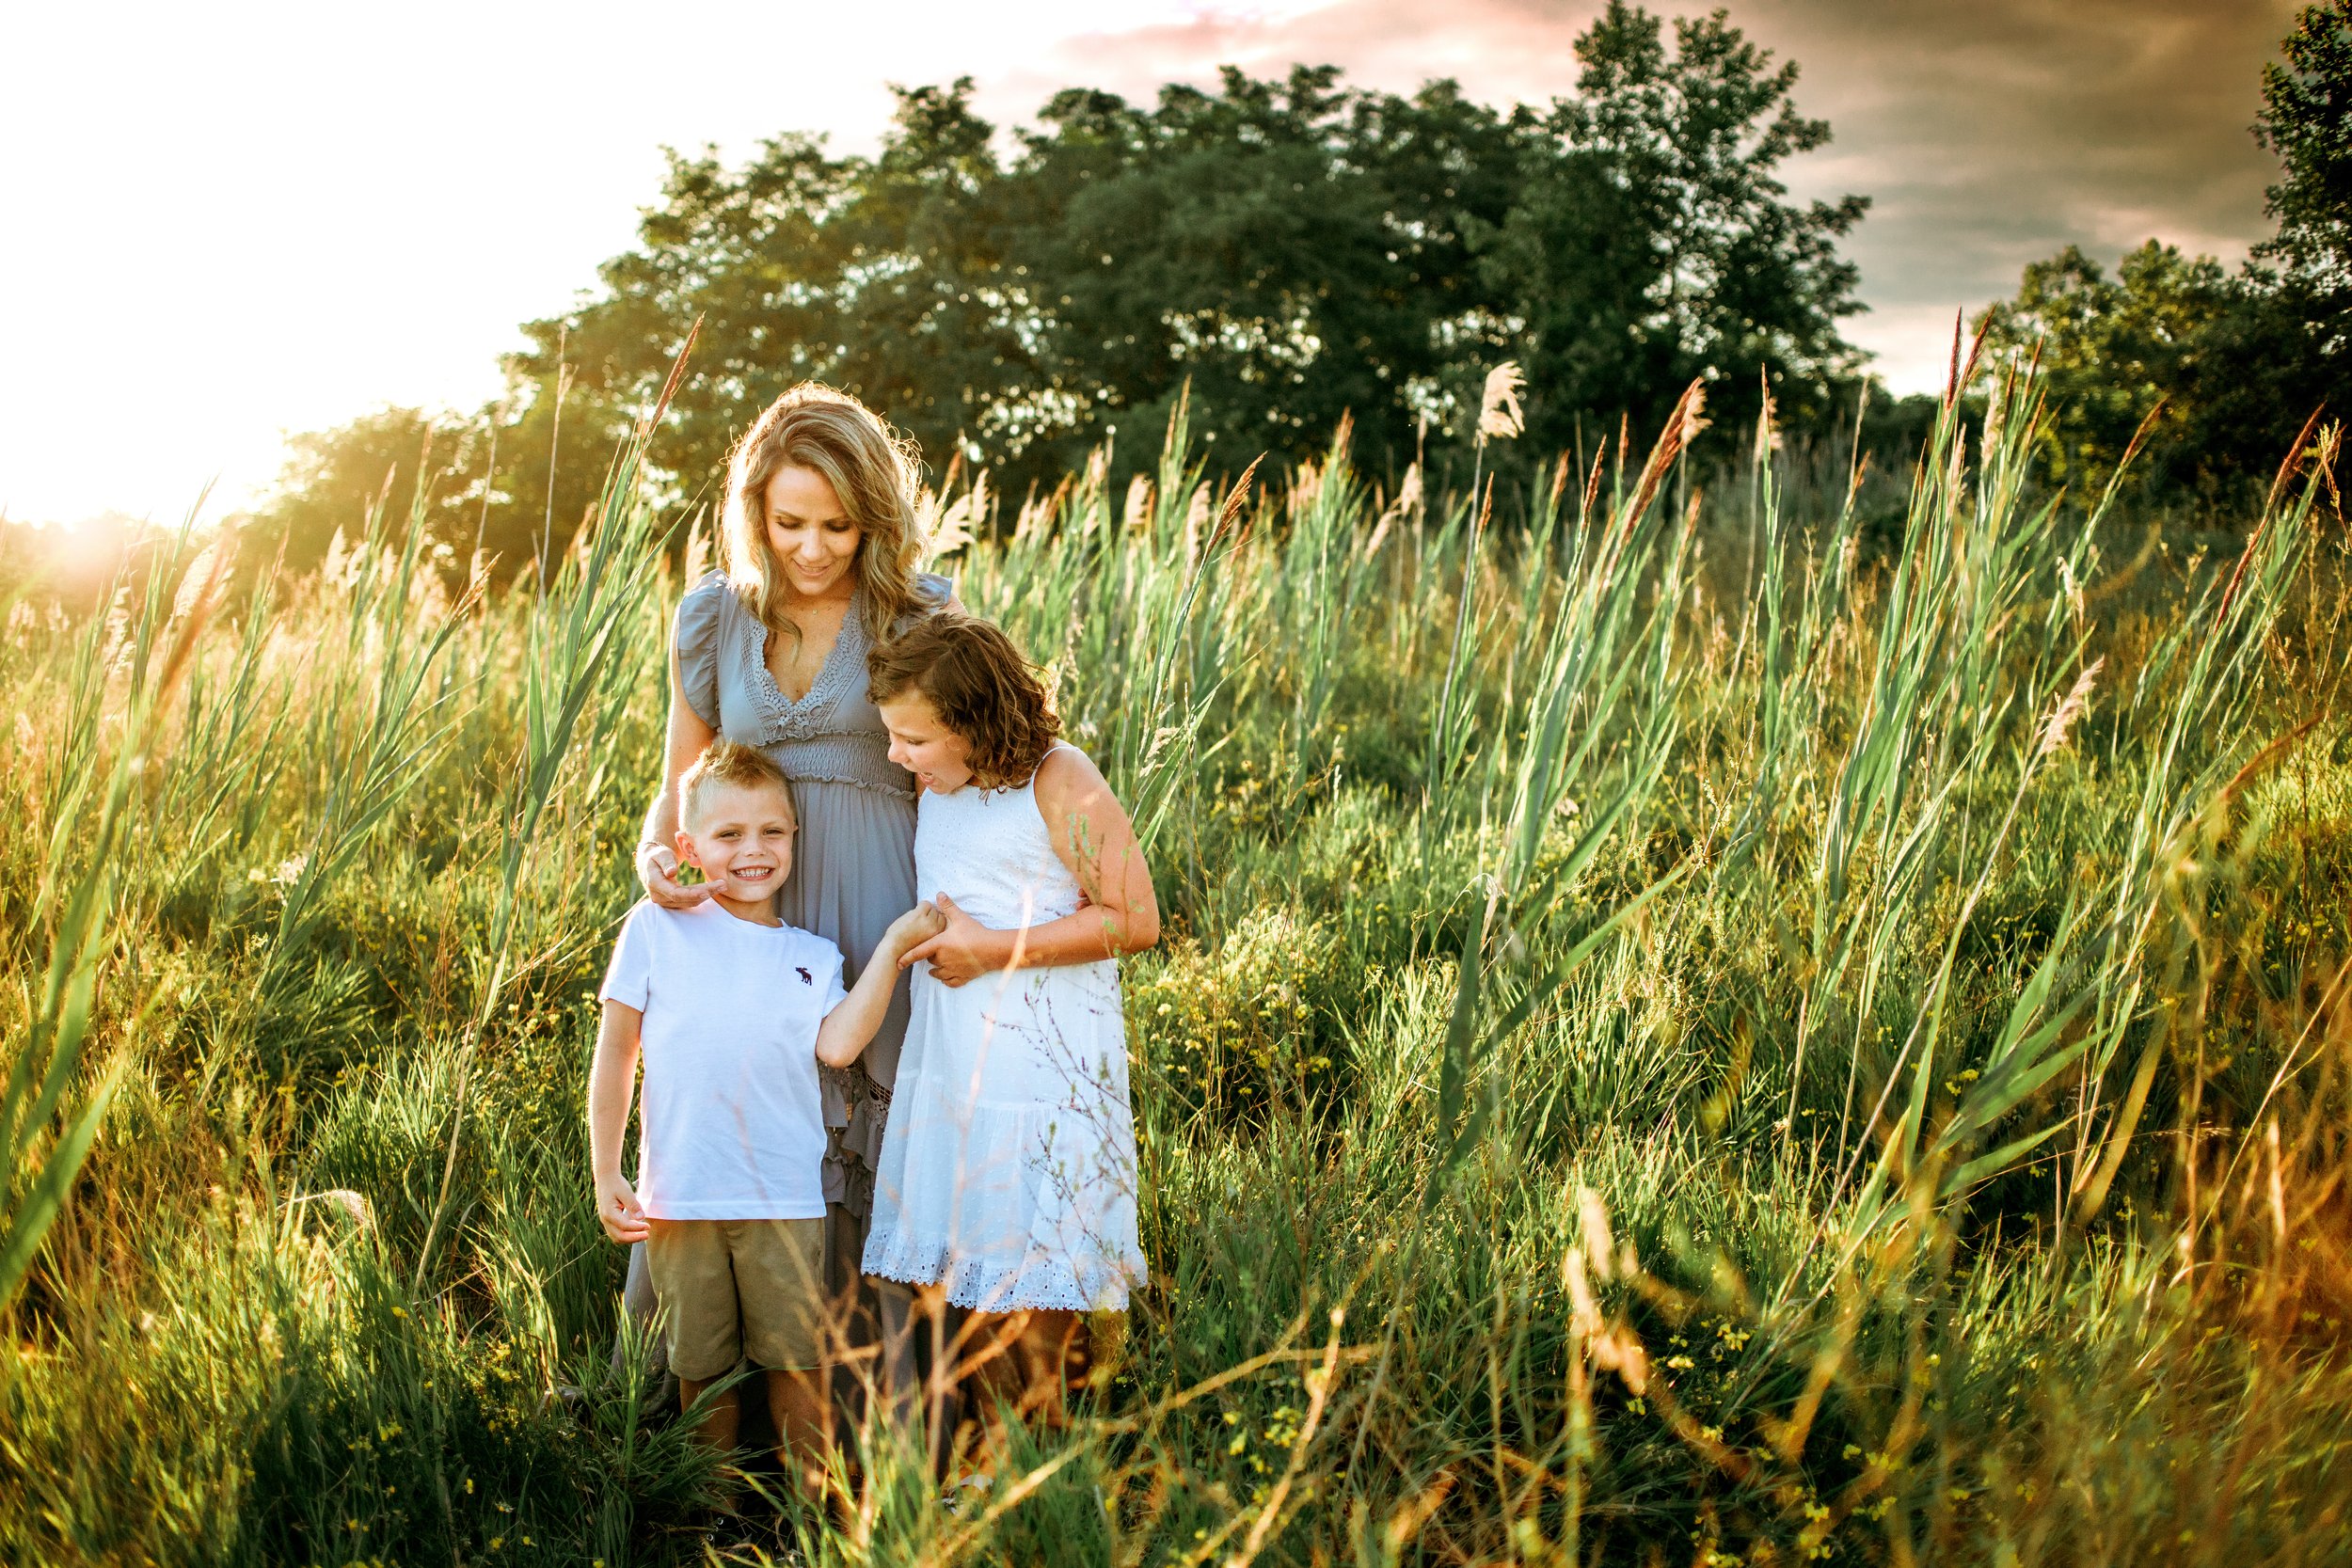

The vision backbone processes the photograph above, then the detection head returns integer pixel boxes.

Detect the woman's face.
[878,690,975,795]
[763,464,861,602]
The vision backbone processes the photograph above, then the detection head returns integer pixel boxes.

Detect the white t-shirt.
[598,899,847,1221]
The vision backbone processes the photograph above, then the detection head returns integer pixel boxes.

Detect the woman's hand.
[637,842,712,911]
[898,893,1013,987]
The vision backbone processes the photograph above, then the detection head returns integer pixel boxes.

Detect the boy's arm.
[588,999,649,1243]
[816,906,946,1068]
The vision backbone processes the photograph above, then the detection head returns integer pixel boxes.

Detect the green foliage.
[529,14,1864,496]
[1490,1,1868,447]
[255,408,485,578]
[5,360,2351,1564]
[1976,243,2235,488]
[1973,240,2337,504]
[257,3,1874,571]
[1974,4,2348,506]
[2255,0,2352,340]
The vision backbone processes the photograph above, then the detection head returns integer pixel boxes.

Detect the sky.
[0,0,2301,527]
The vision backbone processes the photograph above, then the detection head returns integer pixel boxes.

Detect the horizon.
[0,0,2296,528]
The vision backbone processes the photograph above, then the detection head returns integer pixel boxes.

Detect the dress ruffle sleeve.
[672,570,731,728]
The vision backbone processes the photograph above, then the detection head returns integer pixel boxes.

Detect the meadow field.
[4,359,2350,1566]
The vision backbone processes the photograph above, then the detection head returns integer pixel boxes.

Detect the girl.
[858,613,1157,1455]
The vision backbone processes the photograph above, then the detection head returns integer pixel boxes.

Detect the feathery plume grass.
[2037,657,2103,758]
[1476,359,1525,444]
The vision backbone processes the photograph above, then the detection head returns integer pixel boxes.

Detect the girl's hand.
[898,893,1011,987]
[638,842,712,911]
[596,1171,647,1244]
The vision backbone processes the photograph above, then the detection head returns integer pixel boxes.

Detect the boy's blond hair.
[679,739,796,828]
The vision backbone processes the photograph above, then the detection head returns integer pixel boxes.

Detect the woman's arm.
[637,648,719,909]
[588,999,649,1243]
[902,749,1160,987]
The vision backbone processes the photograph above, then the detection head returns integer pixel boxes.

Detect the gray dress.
[622,568,947,1382]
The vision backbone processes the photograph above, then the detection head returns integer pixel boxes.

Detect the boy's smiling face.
[676,778,796,920]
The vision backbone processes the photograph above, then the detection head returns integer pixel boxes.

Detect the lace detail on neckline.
[741,590,868,743]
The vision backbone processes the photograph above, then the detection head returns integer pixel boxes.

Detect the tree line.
[257,2,1869,574]
[256,0,2347,576]
[1972,0,2347,504]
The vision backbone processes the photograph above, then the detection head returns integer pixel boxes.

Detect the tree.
[511,84,1025,511]
[1975,243,2234,492]
[2254,0,2352,348]
[510,126,867,520]
[997,68,1525,478]
[250,388,614,585]
[254,406,489,576]
[1973,3,2345,506]
[516,70,1528,494]
[1486,2,1869,454]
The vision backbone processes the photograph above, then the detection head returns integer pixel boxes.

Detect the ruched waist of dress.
[769,736,916,800]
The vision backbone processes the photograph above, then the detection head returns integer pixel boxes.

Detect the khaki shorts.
[644,1217,828,1380]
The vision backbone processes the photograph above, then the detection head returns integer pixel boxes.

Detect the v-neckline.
[753,588,861,711]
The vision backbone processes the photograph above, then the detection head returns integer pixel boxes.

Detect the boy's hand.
[899,894,1011,988]
[881,901,948,962]
[596,1171,647,1243]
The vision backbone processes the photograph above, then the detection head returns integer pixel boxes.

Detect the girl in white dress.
[854,613,1157,1452]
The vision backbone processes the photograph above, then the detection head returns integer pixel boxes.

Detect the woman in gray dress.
[625,382,946,1426]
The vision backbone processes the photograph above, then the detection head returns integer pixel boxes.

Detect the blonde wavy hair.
[721,383,925,649]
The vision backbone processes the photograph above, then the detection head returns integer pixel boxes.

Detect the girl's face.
[878,690,975,795]
[763,464,861,602]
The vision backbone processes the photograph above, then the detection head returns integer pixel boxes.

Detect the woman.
[625,382,947,1428]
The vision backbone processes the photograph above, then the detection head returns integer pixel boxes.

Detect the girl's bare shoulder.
[1033,745,1128,830]
[1034,742,1104,792]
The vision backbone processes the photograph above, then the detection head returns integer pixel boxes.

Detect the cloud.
[969,0,2300,390]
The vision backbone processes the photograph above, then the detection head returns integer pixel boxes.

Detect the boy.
[587,738,942,1493]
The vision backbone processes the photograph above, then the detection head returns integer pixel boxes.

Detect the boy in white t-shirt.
[587,738,942,1492]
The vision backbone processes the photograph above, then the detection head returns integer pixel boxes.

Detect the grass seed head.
[1477,360,1526,444]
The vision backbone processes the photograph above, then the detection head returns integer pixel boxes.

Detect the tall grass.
[2,354,2348,1565]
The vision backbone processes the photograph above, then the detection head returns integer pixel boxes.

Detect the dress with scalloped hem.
[861,748,1147,1313]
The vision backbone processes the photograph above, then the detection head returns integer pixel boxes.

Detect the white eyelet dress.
[862,748,1148,1312]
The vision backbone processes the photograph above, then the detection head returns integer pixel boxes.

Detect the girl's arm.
[588,999,650,1243]
[903,748,1161,987]
[817,905,947,1067]
[637,649,718,910]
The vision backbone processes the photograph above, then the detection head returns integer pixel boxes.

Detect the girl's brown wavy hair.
[866,613,1061,790]
[721,382,924,650]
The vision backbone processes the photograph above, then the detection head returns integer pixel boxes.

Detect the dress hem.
[861,1229,1141,1313]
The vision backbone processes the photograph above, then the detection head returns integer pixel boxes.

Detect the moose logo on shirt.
[795,967,813,985]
